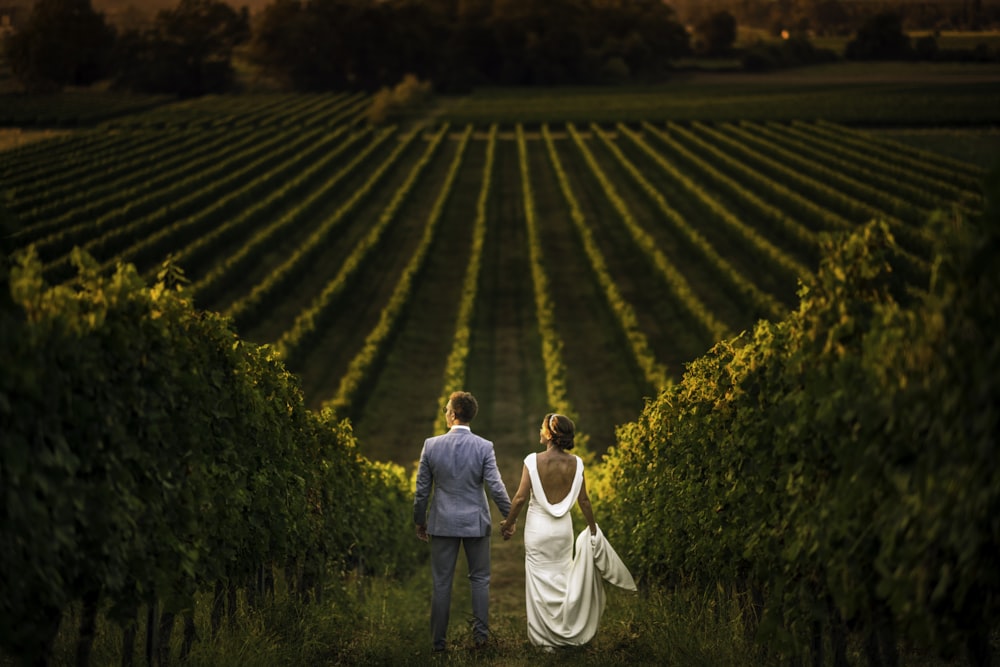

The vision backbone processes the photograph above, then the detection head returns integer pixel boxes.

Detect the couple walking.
[413,391,636,654]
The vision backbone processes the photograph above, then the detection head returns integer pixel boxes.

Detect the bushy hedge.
[596,176,1000,663]
[0,247,421,663]
[741,36,840,72]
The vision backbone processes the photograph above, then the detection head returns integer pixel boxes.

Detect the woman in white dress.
[500,414,636,651]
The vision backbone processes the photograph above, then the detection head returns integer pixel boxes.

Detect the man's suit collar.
[450,425,471,432]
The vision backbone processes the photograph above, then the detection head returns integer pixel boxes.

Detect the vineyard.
[1,92,985,459]
[1,88,996,664]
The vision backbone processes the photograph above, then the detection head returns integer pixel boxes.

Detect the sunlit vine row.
[1,249,420,665]
[516,124,577,425]
[678,121,855,238]
[275,125,452,367]
[725,121,932,257]
[188,127,394,308]
[654,122,814,286]
[703,121,931,280]
[39,125,320,279]
[12,130,208,225]
[650,122,819,263]
[324,124,470,416]
[223,127,417,325]
[111,126,366,280]
[435,125,497,432]
[566,122,732,343]
[541,124,671,391]
[2,131,146,192]
[605,123,786,323]
[791,120,985,200]
[751,121,947,218]
[807,120,985,193]
[17,129,256,248]
[775,121,974,211]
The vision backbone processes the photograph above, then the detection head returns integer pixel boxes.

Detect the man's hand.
[416,524,428,542]
[500,519,516,541]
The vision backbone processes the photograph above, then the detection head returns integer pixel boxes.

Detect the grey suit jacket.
[413,426,511,537]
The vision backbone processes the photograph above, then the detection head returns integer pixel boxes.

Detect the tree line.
[674,0,1000,35]
[3,0,690,95]
[4,0,999,97]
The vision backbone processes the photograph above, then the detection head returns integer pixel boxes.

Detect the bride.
[500,413,636,650]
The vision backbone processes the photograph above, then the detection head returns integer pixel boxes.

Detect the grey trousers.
[429,534,491,650]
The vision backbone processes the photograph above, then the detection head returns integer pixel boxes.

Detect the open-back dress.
[522,452,637,648]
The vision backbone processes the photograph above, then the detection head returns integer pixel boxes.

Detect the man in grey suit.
[414,390,512,654]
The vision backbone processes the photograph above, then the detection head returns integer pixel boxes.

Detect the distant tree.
[249,0,688,91]
[589,0,689,78]
[812,0,850,35]
[845,11,911,60]
[381,1,448,87]
[695,10,737,57]
[741,33,839,71]
[247,0,317,89]
[249,0,390,91]
[627,0,691,72]
[112,3,153,32]
[913,34,938,61]
[4,0,115,91]
[112,0,249,96]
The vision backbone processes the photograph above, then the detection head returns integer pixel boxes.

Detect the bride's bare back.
[535,449,579,504]
[501,413,597,541]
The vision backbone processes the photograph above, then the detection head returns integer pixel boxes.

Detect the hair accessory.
[550,414,558,432]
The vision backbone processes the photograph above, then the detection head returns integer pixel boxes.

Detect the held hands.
[416,524,428,542]
[500,519,517,541]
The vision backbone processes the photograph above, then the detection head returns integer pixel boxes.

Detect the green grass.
[20,566,763,667]
[430,63,1000,125]
[24,557,981,666]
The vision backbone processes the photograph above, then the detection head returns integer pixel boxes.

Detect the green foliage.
[541,123,670,391]
[365,74,433,126]
[435,125,497,432]
[4,0,115,92]
[599,178,1000,661]
[0,249,420,663]
[515,123,590,456]
[323,124,465,418]
[740,36,840,72]
[248,0,689,92]
[694,10,738,57]
[112,0,249,97]
[845,12,912,61]
[222,127,412,328]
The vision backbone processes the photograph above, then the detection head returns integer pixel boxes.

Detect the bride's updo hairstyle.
[543,413,575,451]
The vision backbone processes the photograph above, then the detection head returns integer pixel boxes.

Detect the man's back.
[413,390,511,652]
[414,428,509,537]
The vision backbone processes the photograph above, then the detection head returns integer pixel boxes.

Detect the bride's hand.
[500,519,516,540]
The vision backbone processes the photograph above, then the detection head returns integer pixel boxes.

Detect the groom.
[414,390,512,653]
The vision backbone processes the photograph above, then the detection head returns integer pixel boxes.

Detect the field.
[2,75,993,480]
[1,69,997,665]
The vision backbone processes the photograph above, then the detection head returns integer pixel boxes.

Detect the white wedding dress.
[522,452,637,648]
